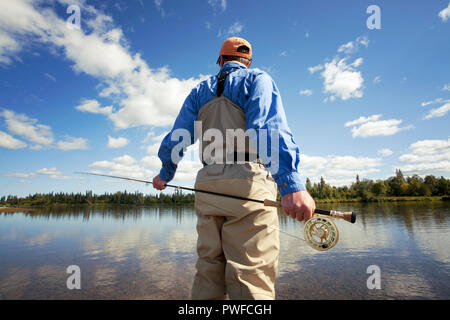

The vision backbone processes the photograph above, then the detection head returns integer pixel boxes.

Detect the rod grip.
[263,199,283,207]
[264,200,357,224]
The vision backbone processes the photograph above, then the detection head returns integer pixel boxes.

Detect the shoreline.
[0,196,447,211]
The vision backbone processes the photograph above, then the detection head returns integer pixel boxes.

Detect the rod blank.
[77,172,356,224]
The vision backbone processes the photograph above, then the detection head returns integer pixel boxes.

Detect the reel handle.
[263,199,356,224]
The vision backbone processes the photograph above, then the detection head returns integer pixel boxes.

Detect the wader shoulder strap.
[216,69,238,97]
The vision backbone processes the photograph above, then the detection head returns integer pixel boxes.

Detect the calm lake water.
[0,201,449,300]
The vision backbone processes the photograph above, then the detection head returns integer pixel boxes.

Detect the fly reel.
[304,215,339,251]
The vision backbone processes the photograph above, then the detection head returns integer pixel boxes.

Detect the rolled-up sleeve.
[245,73,306,196]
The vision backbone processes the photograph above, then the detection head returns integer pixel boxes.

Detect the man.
[153,37,315,300]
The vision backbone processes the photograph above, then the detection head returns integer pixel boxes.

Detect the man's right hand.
[152,174,167,190]
[281,190,316,222]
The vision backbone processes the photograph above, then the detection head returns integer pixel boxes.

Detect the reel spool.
[304,215,339,251]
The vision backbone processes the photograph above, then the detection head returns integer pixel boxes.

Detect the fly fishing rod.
[77,171,356,251]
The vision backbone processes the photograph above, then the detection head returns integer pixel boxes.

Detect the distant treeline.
[0,189,194,206]
[306,170,449,201]
[0,171,449,206]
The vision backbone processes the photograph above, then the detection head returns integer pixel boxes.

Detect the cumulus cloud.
[141,155,161,168]
[423,102,450,120]
[438,2,450,22]
[320,58,364,101]
[0,29,21,64]
[378,148,394,157]
[344,114,382,127]
[0,109,53,147]
[113,154,136,165]
[3,172,36,178]
[37,167,63,176]
[56,136,89,151]
[300,154,382,186]
[308,64,323,74]
[0,130,27,149]
[75,99,113,115]
[309,35,368,101]
[0,0,207,130]
[345,114,413,138]
[107,136,129,149]
[443,83,450,91]
[397,138,450,175]
[0,108,88,151]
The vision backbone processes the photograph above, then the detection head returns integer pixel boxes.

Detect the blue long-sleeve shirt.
[157,62,306,196]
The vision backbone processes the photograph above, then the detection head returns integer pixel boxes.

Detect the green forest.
[1,170,449,207]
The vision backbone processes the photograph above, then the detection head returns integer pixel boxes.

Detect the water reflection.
[0,202,449,299]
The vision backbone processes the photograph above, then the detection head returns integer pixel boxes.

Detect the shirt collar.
[220,61,247,73]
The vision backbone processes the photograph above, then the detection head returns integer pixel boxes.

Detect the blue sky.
[0,0,449,197]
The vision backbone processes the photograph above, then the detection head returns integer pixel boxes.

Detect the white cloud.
[113,155,136,165]
[0,0,207,130]
[299,89,312,96]
[0,29,20,64]
[0,130,27,149]
[3,172,36,178]
[438,2,450,22]
[219,21,244,37]
[141,155,161,168]
[227,21,243,34]
[37,168,63,176]
[408,139,450,155]
[423,102,450,120]
[0,109,53,146]
[89,158,154,181]
[308,64,323,74]
[75,99,113,115]
[397,138,450,176]
[309,35,368,101]
[443,83,450,91]
[345,114,413,138]
[107,136,129,148]
[344,114,382,127]
[145,142,161,155]
[337,41,355,54]
[378,148,394,157]
[351,57,363,67]
[56,136,88,151]
[337,35,369,54]
[300,154,382,186]
[421,98,445,107]
[320,58,364,101]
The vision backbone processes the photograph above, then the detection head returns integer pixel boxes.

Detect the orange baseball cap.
[217,37,252,64]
